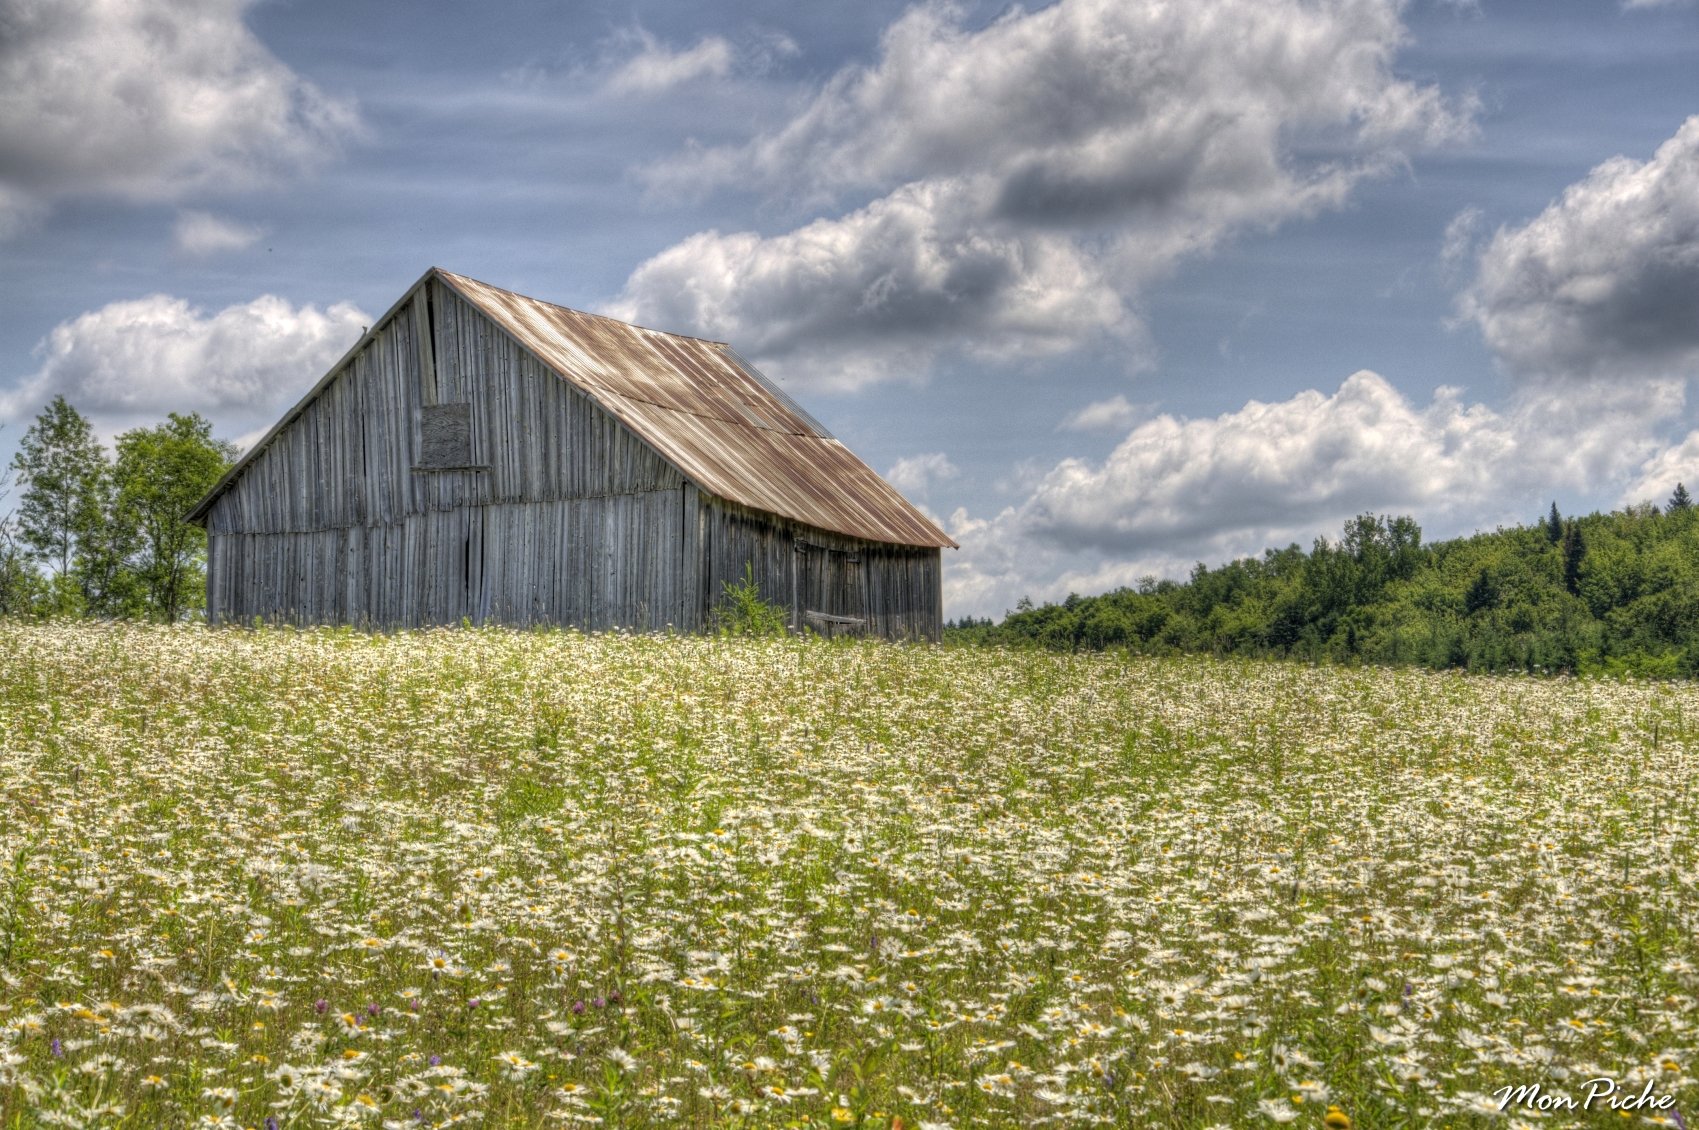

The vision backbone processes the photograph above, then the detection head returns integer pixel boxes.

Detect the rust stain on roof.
[435,269,956,548]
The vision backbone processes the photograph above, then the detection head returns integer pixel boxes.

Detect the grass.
[0,622,1696,1127]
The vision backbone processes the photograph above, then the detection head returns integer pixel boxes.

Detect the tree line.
[948,487,1699,678]
[0,397,235,620]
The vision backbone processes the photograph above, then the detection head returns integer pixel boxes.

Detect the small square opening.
[418,403,472,468]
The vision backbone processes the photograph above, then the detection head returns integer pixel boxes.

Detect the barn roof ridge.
[187,267,957,550]
[428,267,731,347]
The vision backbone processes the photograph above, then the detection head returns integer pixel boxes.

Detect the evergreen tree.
[1464,567,1498,615]
[1560,521,1586,597]
[8,397,104,580]
[1545,502,1563,543]
[113,413,236,621]
[1670,483,1694,512]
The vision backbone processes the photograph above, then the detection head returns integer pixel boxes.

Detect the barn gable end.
[194,269,949,638]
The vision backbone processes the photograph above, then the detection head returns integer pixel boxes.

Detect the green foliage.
[710,562,789,637]
[8,395,104,583]
[113,412,237,621]
[2,400,235,621]
[953,501,1699,678]
[0,444,45,617]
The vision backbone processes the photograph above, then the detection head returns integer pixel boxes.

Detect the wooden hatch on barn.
[794,537,869,636]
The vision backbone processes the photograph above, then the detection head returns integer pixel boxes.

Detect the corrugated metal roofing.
[189,268,956,548]
[437,269,954,549]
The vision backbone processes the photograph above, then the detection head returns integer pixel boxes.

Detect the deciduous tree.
[113,413,236,621]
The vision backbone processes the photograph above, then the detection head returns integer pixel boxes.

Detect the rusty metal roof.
[189,268,955,548]
[436,269,955,548]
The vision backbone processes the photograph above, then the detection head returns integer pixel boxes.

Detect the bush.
[711,563,789,637]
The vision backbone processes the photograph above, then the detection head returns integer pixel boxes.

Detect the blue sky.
[3,0,1698,617]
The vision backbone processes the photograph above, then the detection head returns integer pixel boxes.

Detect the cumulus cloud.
[1,293,370,436]
[0,0,358,233]
[620,0,1472,388]
[649,0,1474,206]
[603,31,736,96]
[173,210,264,257]
[943,373,1688,616]
[1458,116,1699,382]
[1621,430,1699,508]
[610,178,1132,389]
[885,451,959,501]
[1059,395,1142,433]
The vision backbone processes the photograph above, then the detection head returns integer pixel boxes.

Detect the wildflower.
[496,1050,538,1079]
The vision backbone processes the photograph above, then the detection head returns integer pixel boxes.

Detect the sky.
[3,0,1698,619]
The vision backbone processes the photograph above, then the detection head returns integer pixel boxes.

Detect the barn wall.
[204,278,941,639]
[206,282,691,629]
[694,492,943,641]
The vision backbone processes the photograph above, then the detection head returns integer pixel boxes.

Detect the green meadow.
[1,624,1696,1128]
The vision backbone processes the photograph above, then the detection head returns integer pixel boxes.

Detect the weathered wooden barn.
[187,268,956,639]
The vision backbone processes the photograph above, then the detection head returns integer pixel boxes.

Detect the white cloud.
[173,210,264,256]
[604,31,736,96]
[1,293,370,436]
[1621,430,1699,508]
[610,178,1132,390]
[0,0,358,233]
[886,451,959,494]
[650,0,1473,207]
[943,373,1688,617]
[1458,116,1699,382]
[1059,395,1142,433]
[1439,206,1483,277]
[621,0,1472,388]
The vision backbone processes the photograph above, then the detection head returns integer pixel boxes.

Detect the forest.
[948,489,1699,677]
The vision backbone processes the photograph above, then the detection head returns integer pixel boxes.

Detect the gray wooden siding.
[693,495,943,641]
[205,280,941,640]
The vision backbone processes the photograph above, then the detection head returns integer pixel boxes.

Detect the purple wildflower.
[571,1000,586,1015]
[314,998,329,1014]
[50,1037,62,1058]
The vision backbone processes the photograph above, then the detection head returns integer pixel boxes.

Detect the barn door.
[794,539,868,637]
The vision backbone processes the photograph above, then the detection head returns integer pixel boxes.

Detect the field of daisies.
[2,624,1698,1128]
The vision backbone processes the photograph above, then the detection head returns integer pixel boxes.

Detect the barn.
[186,268,956,639]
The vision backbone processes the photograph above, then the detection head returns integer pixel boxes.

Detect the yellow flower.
[1324,1104,1352,1129]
